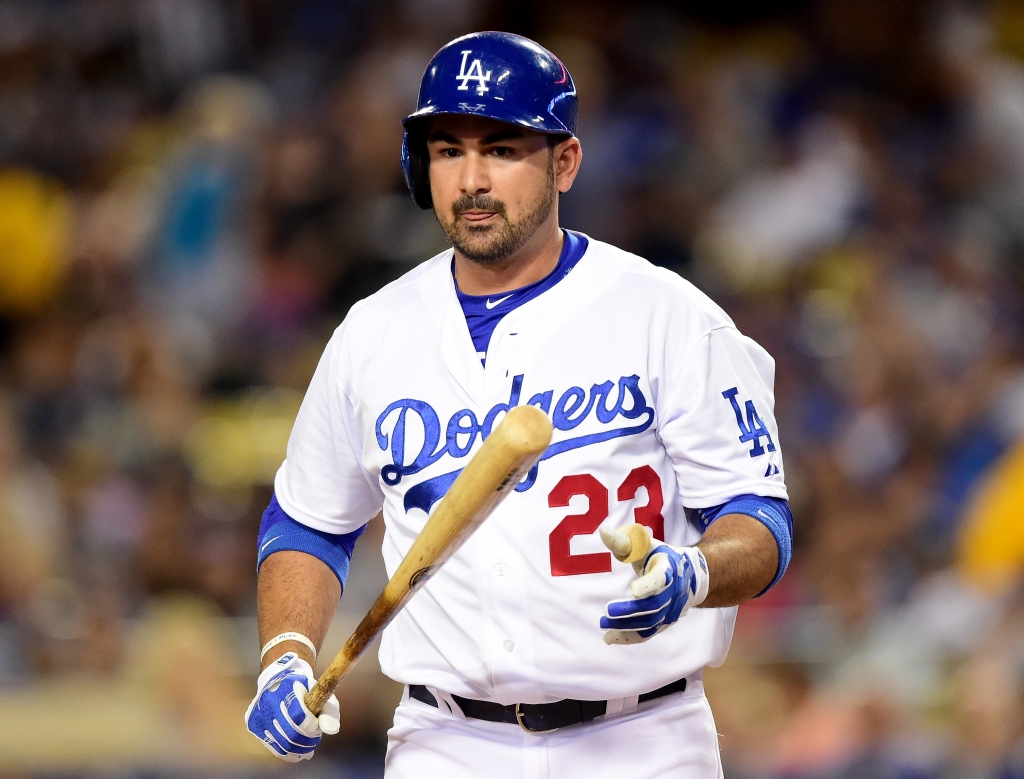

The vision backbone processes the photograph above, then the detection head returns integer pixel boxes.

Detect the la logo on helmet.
[456,50,491,95]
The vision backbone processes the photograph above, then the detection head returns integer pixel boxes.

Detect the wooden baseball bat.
[304,405,553,715]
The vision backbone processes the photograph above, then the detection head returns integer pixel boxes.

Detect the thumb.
[318,694,341,735]
[599,525,632,558]
[288,679,326,738]
[599,524,653,566]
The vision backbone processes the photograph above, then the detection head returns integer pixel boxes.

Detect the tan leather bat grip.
[304,405,553,716]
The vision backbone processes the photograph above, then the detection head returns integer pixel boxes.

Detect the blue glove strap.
[605,586,675,618]
[257,493,367,592]
[694,494,792,595]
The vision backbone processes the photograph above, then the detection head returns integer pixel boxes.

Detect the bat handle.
[304,645,358,715]
[304,638,364,715]
[305,673,338,716]
[303,597,385,715]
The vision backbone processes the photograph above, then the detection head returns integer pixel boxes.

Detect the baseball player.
[245,32,792,778]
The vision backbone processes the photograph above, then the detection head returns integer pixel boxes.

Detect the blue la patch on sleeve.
[722,387,777,457]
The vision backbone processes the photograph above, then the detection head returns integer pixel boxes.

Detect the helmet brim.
[402,107,574,137]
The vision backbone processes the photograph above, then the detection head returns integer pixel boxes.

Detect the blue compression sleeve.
[256,493,367,592]
[693,495,793,595]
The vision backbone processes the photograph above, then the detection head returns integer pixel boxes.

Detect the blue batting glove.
[245,652,340,762]
[600,538,710,645]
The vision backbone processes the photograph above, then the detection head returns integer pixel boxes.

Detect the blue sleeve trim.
[694,494,793,596]
[256,493,367,593]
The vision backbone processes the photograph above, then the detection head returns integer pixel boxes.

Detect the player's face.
[425,115,577,264]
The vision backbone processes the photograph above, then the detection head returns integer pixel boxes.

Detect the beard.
[436,165,556,264]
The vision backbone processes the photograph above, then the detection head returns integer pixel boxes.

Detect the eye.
[489,146,515,158]
[430,145,461,159]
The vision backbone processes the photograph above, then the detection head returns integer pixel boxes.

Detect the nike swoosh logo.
[756,509,771,520]
[260,535,281,553]
[485,294,513,309]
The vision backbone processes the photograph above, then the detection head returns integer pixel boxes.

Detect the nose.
[459,149,491,196]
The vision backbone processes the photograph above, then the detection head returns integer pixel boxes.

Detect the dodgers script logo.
[376,374,654,513]
[456,50,491,95]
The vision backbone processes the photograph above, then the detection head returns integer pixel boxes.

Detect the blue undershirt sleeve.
[256,493,367,592]
[693,495,793,596]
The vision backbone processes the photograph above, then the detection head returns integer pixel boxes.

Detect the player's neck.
[452,218,564,296]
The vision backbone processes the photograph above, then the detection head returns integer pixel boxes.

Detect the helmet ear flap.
[401,127,432,210]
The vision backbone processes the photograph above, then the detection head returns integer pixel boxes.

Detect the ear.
[553,137,582,194]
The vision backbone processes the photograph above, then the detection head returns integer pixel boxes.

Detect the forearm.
[695,513,778,608]
[258,550,341,671]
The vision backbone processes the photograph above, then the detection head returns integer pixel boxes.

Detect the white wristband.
[260,631,318,661]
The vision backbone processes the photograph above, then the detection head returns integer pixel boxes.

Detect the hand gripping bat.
[304,405,553,715]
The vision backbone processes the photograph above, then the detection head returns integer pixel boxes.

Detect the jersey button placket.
[497,562,512,651]
[488,542,538,702]
[481,306,525,389]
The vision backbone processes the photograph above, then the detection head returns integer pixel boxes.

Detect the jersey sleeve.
[273,323,384,534]
[658,324,788,508]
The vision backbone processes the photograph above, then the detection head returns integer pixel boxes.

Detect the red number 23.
[547,466,665,577]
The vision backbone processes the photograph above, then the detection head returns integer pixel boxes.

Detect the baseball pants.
[384,675,724,779]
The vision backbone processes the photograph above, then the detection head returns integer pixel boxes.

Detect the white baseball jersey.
[274,236,787,705]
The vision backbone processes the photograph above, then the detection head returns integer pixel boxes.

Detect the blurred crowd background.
[2,0,1024,777]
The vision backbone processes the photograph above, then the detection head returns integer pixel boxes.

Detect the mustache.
[451,195,507,217]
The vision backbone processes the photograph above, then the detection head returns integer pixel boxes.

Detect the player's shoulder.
[580,236,736,332]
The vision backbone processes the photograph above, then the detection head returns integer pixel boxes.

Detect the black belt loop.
[408,676,687,733]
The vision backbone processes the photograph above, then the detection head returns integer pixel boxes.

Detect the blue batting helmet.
[401,31,578,209]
